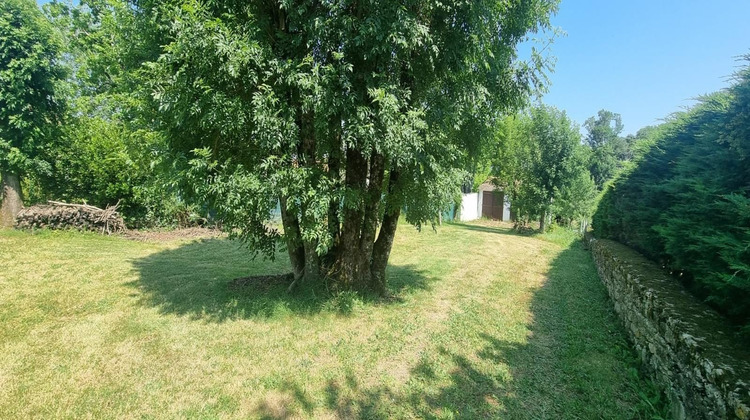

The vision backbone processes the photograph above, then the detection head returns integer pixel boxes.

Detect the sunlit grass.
[0,221,664,418]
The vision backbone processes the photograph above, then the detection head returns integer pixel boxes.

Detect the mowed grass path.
[0,221,658,419]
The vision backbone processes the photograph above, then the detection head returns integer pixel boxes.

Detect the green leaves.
[135,0,559,268]
[0,0,65,175]
[492,105,590,227]
[584,109,628,190]
[593,64,750,338]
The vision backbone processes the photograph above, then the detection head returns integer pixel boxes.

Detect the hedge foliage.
[593,61,750,336]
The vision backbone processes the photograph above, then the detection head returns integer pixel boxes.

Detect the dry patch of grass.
[0,222,664,418]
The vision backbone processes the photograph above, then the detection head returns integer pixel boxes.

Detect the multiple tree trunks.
[280,149,401,295]
[15,201,126,234]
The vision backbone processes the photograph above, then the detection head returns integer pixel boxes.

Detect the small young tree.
[553,146,597,231]
[492,114,531,217]
[528,105,582,231]
[494,105,581,231]
[0,0,65,227]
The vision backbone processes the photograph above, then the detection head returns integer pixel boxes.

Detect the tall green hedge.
[593,62,750,337]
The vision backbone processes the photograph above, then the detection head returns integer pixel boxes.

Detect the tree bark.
[0,172,23,228]
[279,196,305,285]
[539,209,546,232]
[326,148,341,257]
[337,147,368,289]
[371,206,400,295]
[370,170,401,295]
[303,240,320,281]
[299,108,321,282]
[356,152,386,289]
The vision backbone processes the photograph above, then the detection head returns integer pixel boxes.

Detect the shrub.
[593,61,750,338]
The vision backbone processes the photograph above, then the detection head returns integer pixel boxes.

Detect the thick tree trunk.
[303,240,320,281]
[279,196,305,286]
[356,152,386,289]
[0,172,23,228]
[338,147,368,289]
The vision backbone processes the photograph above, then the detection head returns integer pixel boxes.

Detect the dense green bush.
[38,115,199,228]
[593,62,750,337]
[24,104,203,228]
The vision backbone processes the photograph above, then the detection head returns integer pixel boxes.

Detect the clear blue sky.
[541,0,750,135]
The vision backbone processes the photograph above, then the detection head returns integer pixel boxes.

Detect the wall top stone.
[585,234,750,419]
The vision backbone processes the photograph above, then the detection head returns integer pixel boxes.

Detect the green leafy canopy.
[146,0,560,257]
[0,0,66,176]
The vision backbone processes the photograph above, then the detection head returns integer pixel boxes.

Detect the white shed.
[458,180,511,222]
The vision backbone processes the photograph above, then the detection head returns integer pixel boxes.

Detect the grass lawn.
[0,220,664,419]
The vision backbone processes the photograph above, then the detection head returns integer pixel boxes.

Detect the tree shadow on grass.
[252,338,526,419]
[252,242,665,419]
[127,238,434,322]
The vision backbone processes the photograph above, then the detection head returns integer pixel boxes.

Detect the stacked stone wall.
[585,235,750,419]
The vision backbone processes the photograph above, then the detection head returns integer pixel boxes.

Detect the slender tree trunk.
[356,152,385,289]
[279,196,305,286]
[337,147,367,289]
[299,109,321,282]
[539,209,546,232]
[371,206,400,295]
[370,170,401,295]
[326,148,341,262]
[0,172,23,228]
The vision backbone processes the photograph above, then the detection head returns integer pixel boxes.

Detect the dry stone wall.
[585,235,750,420]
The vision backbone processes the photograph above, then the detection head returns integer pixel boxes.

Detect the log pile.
[15,201,126,234]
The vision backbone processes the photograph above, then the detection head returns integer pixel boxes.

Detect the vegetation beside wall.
[593,60,750,338]
[585,235,750,420]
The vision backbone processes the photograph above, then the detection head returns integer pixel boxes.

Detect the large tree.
[146,0,557,294]
[0,0,65,227]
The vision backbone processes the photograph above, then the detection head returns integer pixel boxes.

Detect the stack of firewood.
[15,201,126,234]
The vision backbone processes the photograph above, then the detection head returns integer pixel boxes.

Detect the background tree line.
[1,0,195,228]
[485,105,647,233]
